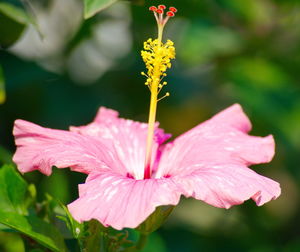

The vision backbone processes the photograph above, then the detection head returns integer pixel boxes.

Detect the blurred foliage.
[84,0,119,19]
[0,65,5,103]
[0,0,41,48]
[0,0,300,251]
[0,2,28,48]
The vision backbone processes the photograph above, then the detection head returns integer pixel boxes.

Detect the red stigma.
[149,6,157,12]
[158,5,166,10]
[169,7,177,13]
[148,5,177,25]
[167,11,175,17]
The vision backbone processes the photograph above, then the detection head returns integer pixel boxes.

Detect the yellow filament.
[157,92,170,102]
[141,24,175,179]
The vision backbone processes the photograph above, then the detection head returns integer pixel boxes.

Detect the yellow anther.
[141,38,175,88]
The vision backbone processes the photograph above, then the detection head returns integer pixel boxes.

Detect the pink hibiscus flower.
[13,104,280,230]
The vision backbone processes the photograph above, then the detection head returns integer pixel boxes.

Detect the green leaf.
[137,206,174,234]
[57,204,85,239]
[0,2,30,48]
[0,211,66,252]
[0,165,66,251]
[83,0,119,19]
[0,66,5,104]
[0,2,29,23]
[0,165,28,214]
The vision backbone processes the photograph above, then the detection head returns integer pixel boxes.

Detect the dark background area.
[1,0,300,251]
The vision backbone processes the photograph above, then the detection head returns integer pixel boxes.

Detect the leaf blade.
[0,211,67,252]
[0,165,67,251]
[83,0,119,19]
[0,165,28,213]
[0,2,28,47]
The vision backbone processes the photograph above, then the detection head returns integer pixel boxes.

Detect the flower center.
[142,5,177,179]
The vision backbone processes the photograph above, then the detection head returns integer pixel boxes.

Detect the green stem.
[136,233,148,251]
[78,238,85,252]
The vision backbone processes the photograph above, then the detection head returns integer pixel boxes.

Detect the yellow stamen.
[157,92,170,102]
[141,20,176,179]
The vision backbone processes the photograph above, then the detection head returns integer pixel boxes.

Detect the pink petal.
[94,107,120,123]
[13,120,125,175]
[68,172,181,230]
[156,104,275,177]
[70,107,171,179]
[173,164,280,208]
[204,103,252,133]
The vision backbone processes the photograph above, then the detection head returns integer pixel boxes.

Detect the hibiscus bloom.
[13,5,280,231]
[13,104,280,230]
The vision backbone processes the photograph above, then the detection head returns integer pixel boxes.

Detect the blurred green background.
[1,0,300,251]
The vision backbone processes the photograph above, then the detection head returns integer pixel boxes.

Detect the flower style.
[13,104,280,230]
